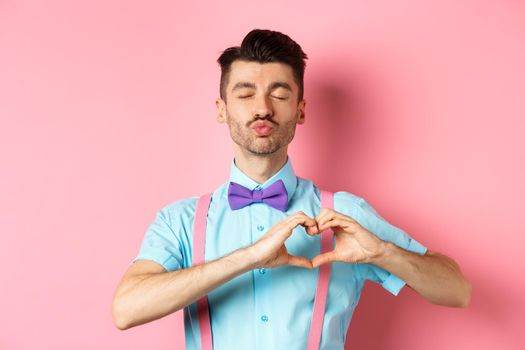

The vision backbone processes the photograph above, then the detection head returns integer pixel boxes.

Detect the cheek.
[226,104,251,122]
[275,104,298,118]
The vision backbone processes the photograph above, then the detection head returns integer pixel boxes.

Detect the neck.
[233,146,288,184]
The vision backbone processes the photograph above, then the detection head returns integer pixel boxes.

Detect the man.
[112,29,471,349]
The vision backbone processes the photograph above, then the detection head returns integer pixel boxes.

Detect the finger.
[287,214,318,232]
[314,207,334,223]
[318,218,354,232]
[293,212,320,235]
[311,251,338,268]
[288,254,313,269]
[316,209,338,230]
[271,216,315,241]
[305,223,320,236]
[284,211,311,224]
[316,209,346,230]
[316,208,355,228]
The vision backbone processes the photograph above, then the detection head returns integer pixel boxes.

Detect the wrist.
[232,245,260,271]
[369,240,395,265]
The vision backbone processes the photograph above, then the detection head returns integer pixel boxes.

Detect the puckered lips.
[251,120,274,137]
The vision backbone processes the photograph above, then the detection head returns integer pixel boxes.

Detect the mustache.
[247,117,278,127]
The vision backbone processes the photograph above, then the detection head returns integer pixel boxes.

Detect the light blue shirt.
[132,156,427,349]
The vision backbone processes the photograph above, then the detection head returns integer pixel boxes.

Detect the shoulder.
[322,189,370,216]
[298,179,373,214]
[333,190,366,206]
[313,188,389,225]
[155,196,200,229]
[162,196,200,212]
[155,183,226,227]
[334,191,386,220]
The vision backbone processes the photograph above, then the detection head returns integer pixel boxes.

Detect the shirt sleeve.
[131,207,186,272]
[336,193,427,296]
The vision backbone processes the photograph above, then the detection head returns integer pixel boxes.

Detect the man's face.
[216,60,305,155]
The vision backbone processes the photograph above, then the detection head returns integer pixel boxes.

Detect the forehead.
[227,61,297,89]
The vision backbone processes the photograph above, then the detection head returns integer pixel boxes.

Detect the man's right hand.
[247,211,320,269]
[113,211,320,330]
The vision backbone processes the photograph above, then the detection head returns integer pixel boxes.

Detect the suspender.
[192,190,334,350]
[193,193,213,350]
[307,190,334,350]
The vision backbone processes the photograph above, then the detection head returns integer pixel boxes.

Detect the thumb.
[288,254,313,269]
[311,251,337,268]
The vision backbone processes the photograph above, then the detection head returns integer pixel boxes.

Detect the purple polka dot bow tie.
[227,179,289,212]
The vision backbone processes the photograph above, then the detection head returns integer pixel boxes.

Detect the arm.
[112,247,256,330]
[112,212,317,330]
[310,208,472,308]
[371,244,471,307]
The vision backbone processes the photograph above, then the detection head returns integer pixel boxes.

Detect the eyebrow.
[231,81,293,93]
[268,82,292,92]
[231,82,256,92]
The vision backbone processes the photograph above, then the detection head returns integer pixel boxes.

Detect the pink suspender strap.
[192,190,334,350]
[306,190,334,350]
[192,193,213,350]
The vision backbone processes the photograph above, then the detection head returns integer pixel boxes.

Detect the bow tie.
[228,179,289,212]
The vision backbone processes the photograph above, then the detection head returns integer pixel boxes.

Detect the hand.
[249,211,320,269]
[311,208,387,268]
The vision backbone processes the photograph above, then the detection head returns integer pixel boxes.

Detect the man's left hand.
[308,208,472,308]
[310,208,386,268]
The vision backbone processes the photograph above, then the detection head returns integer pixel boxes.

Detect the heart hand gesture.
[249,209,386,270]
[311,208,386,268]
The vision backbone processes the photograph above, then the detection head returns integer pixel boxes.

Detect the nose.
[253,94,273,119]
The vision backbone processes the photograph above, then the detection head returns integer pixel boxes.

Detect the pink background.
[1,1,524,349]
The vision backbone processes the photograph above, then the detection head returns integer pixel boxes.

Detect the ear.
[215,98,227,123]
[297,99,306,125]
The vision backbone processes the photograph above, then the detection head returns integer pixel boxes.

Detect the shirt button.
[257,225,265,231]
[259,268,266,274]
[260,315,269,322]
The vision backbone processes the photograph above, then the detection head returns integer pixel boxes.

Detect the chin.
[248,139,281,155]
[246,144,280,155]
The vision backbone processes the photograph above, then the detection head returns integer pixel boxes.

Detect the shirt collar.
[228,156,298,203]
